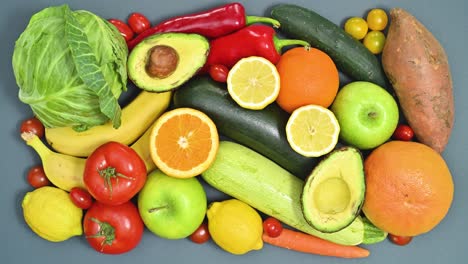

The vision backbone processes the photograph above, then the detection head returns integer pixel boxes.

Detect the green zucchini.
[271,4,388,88]
[172,76,317,179]
[202,141,367,245]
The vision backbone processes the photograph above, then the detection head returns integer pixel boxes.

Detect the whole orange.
[275,47,339,113]
[363,141,454,236]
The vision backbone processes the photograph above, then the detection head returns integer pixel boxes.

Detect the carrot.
[262,228,370,258]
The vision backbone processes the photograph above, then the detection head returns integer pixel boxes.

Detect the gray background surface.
[1,0,467,263]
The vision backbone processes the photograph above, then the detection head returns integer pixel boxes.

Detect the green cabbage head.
[12,5,128,131]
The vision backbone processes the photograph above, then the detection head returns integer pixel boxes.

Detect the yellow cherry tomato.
[363,30,386,54]
[366,9,388,31]
[344,17,368,40]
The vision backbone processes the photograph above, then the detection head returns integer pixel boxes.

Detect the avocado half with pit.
[301,147,365,233]
[128,33,209,92]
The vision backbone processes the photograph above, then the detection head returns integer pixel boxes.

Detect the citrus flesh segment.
[286,104,340,157]
[150,108,219,178]
[227,56,280,110]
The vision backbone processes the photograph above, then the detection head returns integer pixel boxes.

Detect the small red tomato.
[128,13,151,34]
[209,64,229,83]
[189,222,210,244]
[20,117,45,138]
[70,187,94,209]
[392,124,415,141]
[108,18,134,42]
[263,217,283,238]
[389,234,413,246]
[27,165,51,188]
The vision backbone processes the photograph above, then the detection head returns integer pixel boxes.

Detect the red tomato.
[69,187,93,209]
[392,124,415,141]
[26,165,51,188]
[209,64,229,83]
[263,217,283,238]
[20,117,44,138]
[389,234,413,246]
[189,222,210,244]
[83,201,144,254]
[108,18,134,42]
[128,13,151,34]
[83,141,146,205]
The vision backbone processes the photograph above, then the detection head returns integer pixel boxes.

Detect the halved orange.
[149,108,219,178]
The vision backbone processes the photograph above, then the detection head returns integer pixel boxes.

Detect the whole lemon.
[22,186,83,242]
[207,199,263,255]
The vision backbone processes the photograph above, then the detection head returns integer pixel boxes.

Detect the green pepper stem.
[273,36,310,54]
[245,15,281,28]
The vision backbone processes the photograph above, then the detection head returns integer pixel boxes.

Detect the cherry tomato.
[69,187,94,209]
[108,19,134,42]
[366,8,389,31]
[83,201,144,254]
[20,117,44,138]
[363,30,386,54]
[27,165,51,188]
[189,222,210,244]
[344,17,368,40]
[128,13,151,34]
[263,217,283,238]
[389,234,413,246]
[83,141,146,206]
[209,64,229,83]
[392,124,415,141]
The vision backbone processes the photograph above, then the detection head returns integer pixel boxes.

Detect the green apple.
[331,81,399,150]
[137,170,207,239]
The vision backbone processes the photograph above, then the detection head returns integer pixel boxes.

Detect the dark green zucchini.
[271,4,388,88]
[172,76,317,179]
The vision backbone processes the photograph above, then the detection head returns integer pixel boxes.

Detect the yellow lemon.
[207,199,263,255]
[22,186,83,242]
[227,56,280,110]
[286,104,340,157]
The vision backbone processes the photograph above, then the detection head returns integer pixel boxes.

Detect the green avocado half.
[301,147,365,233]
[128,32,209,92]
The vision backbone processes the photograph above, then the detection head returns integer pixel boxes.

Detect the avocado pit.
[146,45,179,79]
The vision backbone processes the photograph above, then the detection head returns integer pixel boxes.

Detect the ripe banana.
[45,90,172,157]
[22,132,86,191]
[22,122,158,191]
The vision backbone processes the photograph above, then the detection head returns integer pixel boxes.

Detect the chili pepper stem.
[273,37,310,53]
[245,16,281,28]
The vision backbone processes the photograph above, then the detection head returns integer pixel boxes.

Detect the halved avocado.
[301,147,365,233]
[128,33,209,92]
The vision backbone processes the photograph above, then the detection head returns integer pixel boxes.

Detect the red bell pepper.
[127,3,280,50]
[204,24,310,70]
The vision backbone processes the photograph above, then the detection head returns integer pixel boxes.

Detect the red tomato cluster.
[108,13,151,43]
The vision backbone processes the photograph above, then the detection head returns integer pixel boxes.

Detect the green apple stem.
[368,111,377,118]
[148,205,168,213]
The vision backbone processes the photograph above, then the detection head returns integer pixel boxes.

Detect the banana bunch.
[45,91,172,157]
[23,91,171,191]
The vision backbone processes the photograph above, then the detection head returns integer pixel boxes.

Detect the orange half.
[149,108,219,178]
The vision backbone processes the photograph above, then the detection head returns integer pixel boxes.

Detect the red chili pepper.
[204,24,310,69]
[127,3,280,49]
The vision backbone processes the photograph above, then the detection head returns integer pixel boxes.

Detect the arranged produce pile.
[14,2,455,258]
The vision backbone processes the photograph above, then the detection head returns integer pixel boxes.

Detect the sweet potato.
[382,8,454,153]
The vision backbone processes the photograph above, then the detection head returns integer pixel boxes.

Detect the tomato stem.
[87,218,115,249]
[98,166,135,198]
